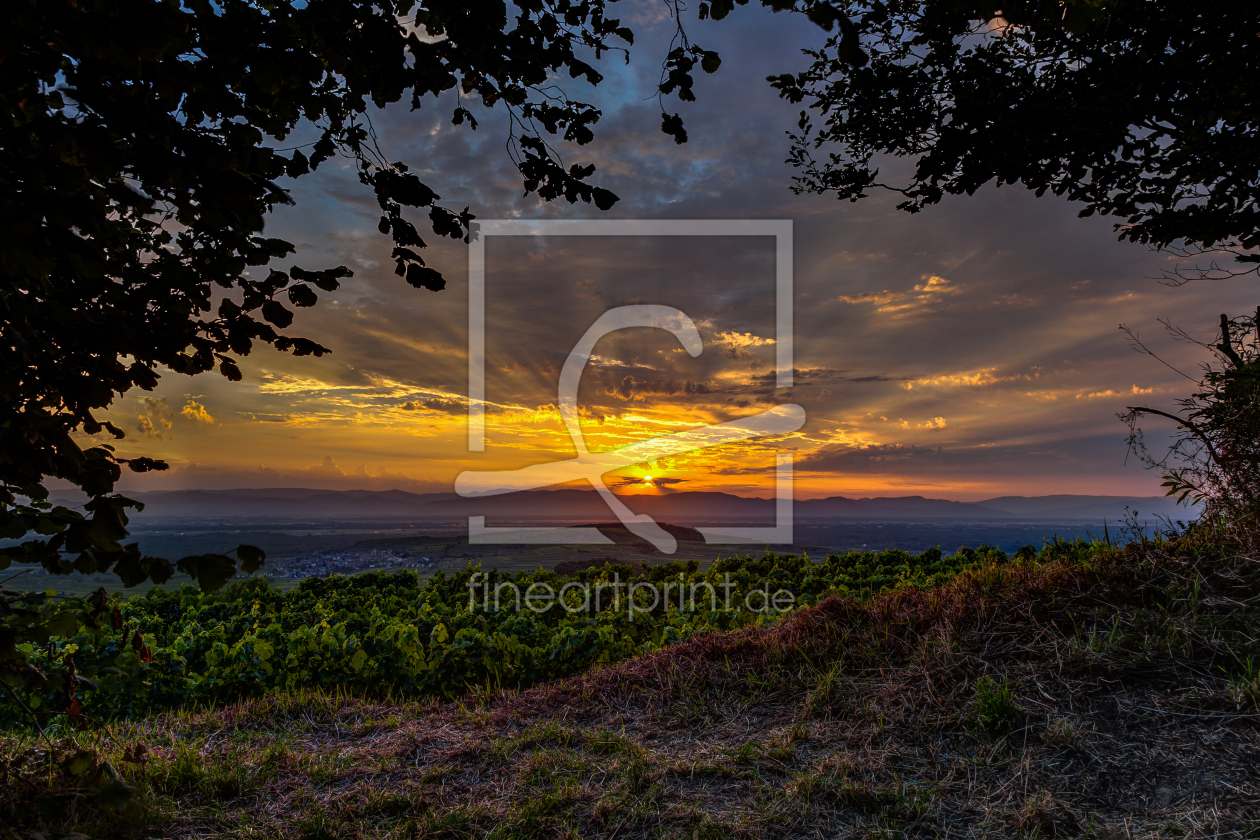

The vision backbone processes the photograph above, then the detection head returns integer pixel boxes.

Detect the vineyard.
[3,545,1020,725]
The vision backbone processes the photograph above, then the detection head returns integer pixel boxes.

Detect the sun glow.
[644,475,653,482]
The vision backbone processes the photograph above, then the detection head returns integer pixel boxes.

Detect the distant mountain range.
[61,487,1197,524]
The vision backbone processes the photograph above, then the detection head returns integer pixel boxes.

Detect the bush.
[1123,305,1260,539]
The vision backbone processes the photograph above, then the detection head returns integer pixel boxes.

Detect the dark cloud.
[796,444,948,473]
[609,476,689,488]
[135,396,174,439]
[793,435,1158,481]
[605,375,716,401]
[746,368,909,386]
[401,397,465,414]
[847,375,909,384]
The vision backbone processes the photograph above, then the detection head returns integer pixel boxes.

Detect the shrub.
[1123,306,1260,540]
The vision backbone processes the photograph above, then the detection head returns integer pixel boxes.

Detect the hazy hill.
[117,488,459,517]
[797,495,1010,519]
[90,487,1197,523]
[974,494,1195,521]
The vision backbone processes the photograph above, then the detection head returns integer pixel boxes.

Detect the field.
[2,532,1258,839]
[2,542,1011,721]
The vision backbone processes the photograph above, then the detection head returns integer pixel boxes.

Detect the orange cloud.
[181,400,215,424]
[836,274,962,315]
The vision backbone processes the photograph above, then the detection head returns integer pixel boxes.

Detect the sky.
[101,0,1258,502]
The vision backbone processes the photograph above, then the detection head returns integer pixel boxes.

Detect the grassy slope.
[3,537,1259,839]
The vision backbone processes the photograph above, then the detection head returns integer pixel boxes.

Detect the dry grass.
[3,535,1259,839]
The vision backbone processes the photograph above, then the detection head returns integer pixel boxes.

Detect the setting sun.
[644,475,654,482]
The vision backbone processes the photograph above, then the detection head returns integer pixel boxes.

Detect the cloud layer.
[99,2,1257,501]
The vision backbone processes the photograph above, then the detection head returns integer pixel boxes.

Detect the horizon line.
[97,486,1178,504]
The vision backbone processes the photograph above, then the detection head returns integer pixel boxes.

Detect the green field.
[2,543,1012,722]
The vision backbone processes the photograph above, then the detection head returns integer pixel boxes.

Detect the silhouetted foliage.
[772,1,1260,277]
[1123,308,1260,535]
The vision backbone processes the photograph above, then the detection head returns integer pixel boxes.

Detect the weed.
[801,662,843,719]
[296,810,339,840]
[295,747,355,784]
[724,740,763,764]
[489,722,580,761]
[763,740,798,764]
[969,676,1022,735]
[1042,718,1081,747]
[622,752,656,794]
[1018,790,1082,838]
[362,788,428,818]
[681,760,740,779]
[417,804,493,837]
[492,776,585,839]
[519,748,593,788]
[152,742,205,795]
[829,780,902,812]
[690,816,748,840]
[1226,656,1260,710]
[787,766,835,799]
[415,764,449,785]
[586,729,642,759]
